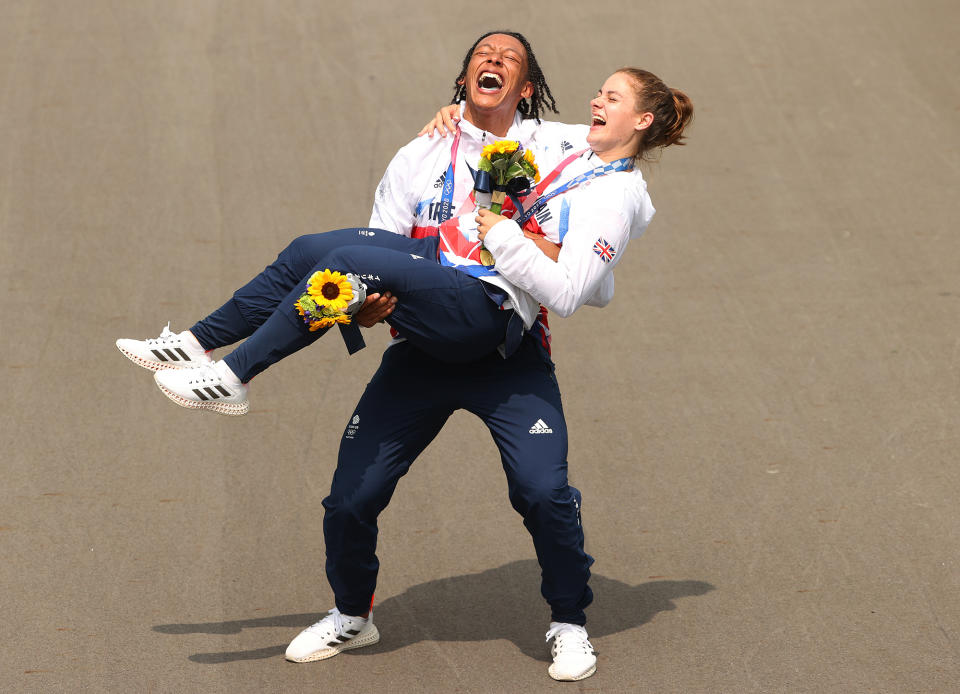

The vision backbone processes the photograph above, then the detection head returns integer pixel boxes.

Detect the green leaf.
[505,163,526,179]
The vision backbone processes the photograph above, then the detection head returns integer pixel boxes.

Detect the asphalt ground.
[2,1,958,692]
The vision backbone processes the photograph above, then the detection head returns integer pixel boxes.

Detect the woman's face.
[586,72,652,160]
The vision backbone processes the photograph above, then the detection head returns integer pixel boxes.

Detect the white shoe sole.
[548,662,597,681]
[154,375,249,416]
[116,342,209,372]
[285,624,380,663]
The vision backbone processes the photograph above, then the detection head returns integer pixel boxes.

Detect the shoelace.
[184,362,221,386]
[545,623,594,653]
[305,608,347,637]
[146,322,177,346]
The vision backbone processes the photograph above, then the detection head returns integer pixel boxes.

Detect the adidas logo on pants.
[529,419,553,434]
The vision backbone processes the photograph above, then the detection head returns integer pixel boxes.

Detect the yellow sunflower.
[306,269,354,311]
[481,140,519,160]
[523,149,541,182]
[316,314,351,327]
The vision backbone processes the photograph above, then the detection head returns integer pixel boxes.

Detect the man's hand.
[417,104,460,138]
[523,230,561,261]
[354,292,397,328]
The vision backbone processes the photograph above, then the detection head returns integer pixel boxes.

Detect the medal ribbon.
[513,152,634,226]
[435,129,461,224]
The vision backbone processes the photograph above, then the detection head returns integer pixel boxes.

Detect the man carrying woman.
[117,30,692,681]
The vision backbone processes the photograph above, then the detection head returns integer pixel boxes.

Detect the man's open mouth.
[477,72,504,93]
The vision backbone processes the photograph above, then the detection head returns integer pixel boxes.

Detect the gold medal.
[480,248,495,266]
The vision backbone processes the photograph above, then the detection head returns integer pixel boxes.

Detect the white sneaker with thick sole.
[546,622,597,681]
[154,360,249,415]
[285,608,380,663]
[117,323,212,371]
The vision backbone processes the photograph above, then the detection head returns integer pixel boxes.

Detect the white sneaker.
[285,608,380,663]
[546,622,597,681]
[153,360,249,415]
[117,323,212,371]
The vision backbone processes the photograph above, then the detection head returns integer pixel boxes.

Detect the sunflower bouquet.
[475,140,540,214]
[295,269,355,331]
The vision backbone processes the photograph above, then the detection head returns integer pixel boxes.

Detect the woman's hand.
[417,104,461,138]
[476,210,561,261]
[476,208,508,241]
[355,292,397,328]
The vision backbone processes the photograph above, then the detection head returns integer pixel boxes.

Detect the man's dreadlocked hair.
[452,30,558,122]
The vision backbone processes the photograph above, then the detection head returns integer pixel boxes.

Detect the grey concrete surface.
[2,1,958,692]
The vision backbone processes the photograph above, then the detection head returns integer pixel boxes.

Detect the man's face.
[460,34,533,115]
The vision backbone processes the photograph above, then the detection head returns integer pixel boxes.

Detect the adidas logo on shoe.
[285,608,380,663]
[529,418,553,434]
[116,323,212,372]
[153,361,249,416]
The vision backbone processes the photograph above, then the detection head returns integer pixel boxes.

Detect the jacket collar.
[456,102,528,142]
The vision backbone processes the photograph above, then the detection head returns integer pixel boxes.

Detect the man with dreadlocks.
[283,31,599,681]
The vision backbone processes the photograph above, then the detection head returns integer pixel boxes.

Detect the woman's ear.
[636,112,654,132]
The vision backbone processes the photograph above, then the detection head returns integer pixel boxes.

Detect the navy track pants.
[324,338,594,626]
[190,228,594,624]
[189,228,512,381]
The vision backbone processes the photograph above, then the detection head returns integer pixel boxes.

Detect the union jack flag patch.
[593,237,616,262]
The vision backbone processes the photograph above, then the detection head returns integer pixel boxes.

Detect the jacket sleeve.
[481,185,634,318]
[368,146,418,236]
[584,273,615,307]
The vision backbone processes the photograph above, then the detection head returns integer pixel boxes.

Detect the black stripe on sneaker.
[203,387,220,399]
[214,385,230,397]
[192,389,209,401]
[345,629,360,635]
[151,349,169,361]
[174,347,190,360]
[326,641,341,648]
[163,349,180,361]
[335,634,350,642]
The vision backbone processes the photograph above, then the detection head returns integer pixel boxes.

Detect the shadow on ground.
[152,560,713,664]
